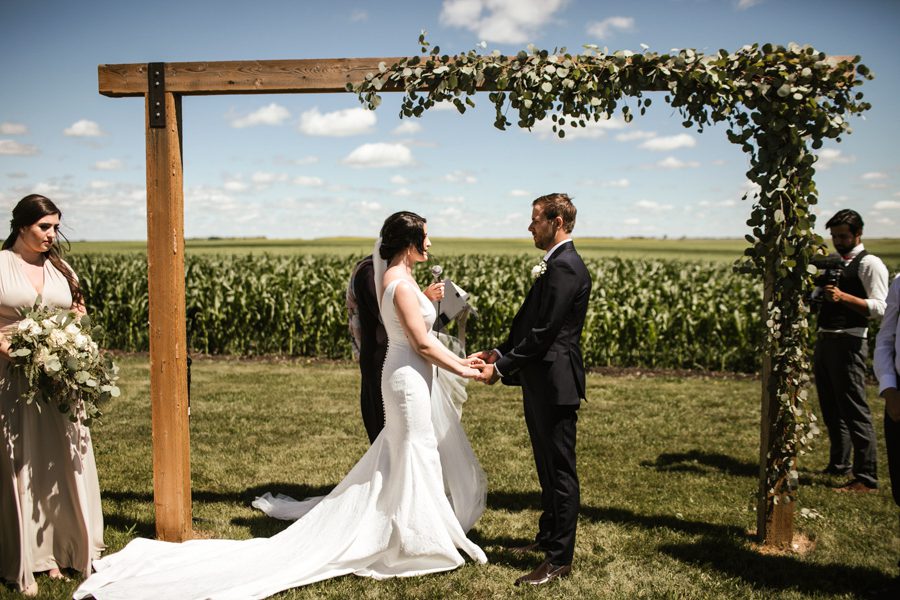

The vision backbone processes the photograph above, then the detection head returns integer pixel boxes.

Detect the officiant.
[347,254,445,443]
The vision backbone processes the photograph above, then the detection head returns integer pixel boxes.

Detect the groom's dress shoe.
[506,541,542,557]
[514,560,571,586]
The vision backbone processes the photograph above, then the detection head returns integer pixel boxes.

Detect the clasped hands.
[463,349,501,385]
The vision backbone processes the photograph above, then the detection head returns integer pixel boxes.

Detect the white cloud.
[861,172,888,181]
[0,139,38,155]
[624,217,640,225]
[299,107,376,137]
[815,148,855,170]
[392,121,423,135]
[737,0,764,10]
[350,9,368,21]
[251,171,288,184]
[440,207,463,219]
[392,188,413,197]
[343,143,413,168]
[440,0,568,44]
[359,200,382,212]
[390,175,410,185]
[443,170,478,184]
[639,133,696,151]
[223,180,248,192]
[0,122,27,135]
[615,130,655,142]
[93,158,123,171]
[293,175,324,187]
[64,119,103,137]
[510,189,531,197]
[89,180,112,190]
[874,200,900,210]
[435,195,466,205]
[602,178,630,188]
[656,156,701,169]
[229,103,291,128]
[293,155,319,165]
[586,16,635,40]
[431,101,459,111]
[635,199,673,212]
[530,115,626,140]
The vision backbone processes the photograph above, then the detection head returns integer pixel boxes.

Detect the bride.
[75,211,488,599]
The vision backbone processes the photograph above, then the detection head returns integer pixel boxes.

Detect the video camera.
[809,255,844,311]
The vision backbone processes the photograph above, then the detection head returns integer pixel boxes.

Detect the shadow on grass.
[581,504,746,538]
[659,537,893,596]
[486,489,542,512]
[103,482,337,506]
[641,450,758,478]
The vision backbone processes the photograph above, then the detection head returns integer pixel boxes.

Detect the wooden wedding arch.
[97,52,856,546]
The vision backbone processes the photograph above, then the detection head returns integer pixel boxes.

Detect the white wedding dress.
[74,278,487,600]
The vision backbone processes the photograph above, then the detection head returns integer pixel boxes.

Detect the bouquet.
[8,299,120,426]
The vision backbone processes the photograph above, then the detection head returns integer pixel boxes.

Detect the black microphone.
[431,264,443,283]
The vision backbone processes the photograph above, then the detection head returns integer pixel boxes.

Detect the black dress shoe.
[506,541,542,557]
[514,560,572,586]
[821,465,852,476]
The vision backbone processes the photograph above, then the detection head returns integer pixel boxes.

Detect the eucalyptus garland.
[350,35,872,517]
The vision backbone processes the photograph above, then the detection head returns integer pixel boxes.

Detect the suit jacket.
[495,241,591,406]
[353,256,388,372]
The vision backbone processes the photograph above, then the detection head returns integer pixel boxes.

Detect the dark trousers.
[886,410,900,507]
[523,398,579,566]
[359,347,386,444]
[814,335,878,486]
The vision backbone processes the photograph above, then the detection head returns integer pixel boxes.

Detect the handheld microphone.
[431,264,443,283]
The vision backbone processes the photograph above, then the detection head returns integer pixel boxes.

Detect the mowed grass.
[69,237,900,265]
[7,357,896,599]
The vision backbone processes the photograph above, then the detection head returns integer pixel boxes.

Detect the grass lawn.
[69,237,900,265]
[7,356,897,599]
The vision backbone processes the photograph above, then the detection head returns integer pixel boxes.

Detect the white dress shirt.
[875,274,900,393]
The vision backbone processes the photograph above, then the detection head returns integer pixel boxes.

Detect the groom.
[473,193,591,586]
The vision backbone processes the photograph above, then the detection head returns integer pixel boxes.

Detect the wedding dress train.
[74,278,486,600]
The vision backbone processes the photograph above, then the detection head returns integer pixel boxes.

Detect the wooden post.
[145,89,191,542]
[756,262,794,546]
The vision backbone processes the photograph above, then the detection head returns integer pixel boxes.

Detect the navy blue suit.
[495,241,591,566]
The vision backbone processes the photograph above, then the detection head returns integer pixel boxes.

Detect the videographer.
[813,209,888,493]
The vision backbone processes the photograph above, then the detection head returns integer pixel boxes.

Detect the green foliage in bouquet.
[8,298,120,426]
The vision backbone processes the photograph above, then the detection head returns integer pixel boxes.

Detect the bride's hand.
[463,356,485,368]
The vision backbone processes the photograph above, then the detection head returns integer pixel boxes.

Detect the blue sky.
[1,0,898,241]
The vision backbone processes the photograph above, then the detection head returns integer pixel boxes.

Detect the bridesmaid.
[0,195,104,596]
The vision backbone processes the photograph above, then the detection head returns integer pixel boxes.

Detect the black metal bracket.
[148,62,166,128]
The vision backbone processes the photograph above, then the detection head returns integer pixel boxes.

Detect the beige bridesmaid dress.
[0,249,104,592]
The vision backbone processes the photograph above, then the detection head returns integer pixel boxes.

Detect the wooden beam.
[756,263,794,546]
[98,55,856,98]
[145,91,192,542]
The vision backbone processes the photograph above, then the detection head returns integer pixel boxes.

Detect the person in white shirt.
[813,209,888,492]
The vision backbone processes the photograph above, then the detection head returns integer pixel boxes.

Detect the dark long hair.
[379,211,427,261]
[3,194,83,305]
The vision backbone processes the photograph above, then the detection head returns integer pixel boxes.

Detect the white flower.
[29,323,42,336]
[41,318,56,330]
[531,261,547,279]
[74,333,88,349]
[43,353,62,375]
[48,329,68,348]
[18,318,36,332]
[65,323,80,338]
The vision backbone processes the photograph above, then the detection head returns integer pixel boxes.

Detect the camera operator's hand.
[883,387,900,422]
[822,284,871,316]
[822,284,843,303]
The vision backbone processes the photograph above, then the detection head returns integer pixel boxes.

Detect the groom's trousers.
[523,395,579,566]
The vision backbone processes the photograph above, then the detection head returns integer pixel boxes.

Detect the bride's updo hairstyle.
[379,211,427,260]
[3,193,83,305]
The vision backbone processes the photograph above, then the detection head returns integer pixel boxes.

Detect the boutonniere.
[531,260,547,279]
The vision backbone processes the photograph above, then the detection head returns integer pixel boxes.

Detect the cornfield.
[70,254,769,372]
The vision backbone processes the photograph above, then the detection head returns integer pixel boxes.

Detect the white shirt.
[816,243,889,338]
[875,274,900,393]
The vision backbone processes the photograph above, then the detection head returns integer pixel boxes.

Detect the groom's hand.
[475,363,500,385]
[469,349,498,364]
